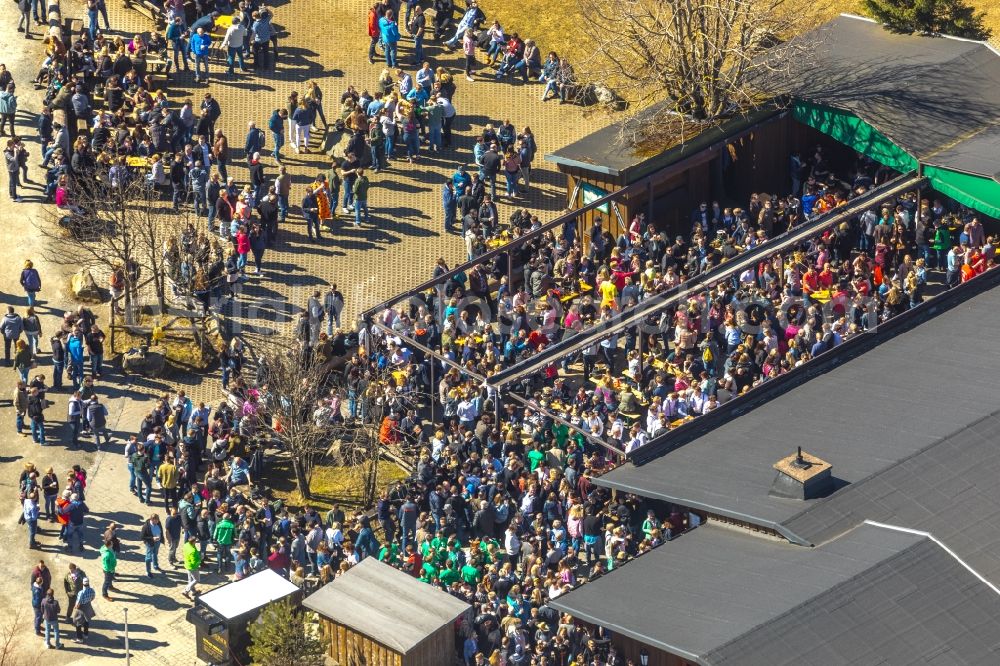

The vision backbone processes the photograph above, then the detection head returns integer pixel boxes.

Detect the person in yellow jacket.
[182,535,202,599]
[157,456,179,511]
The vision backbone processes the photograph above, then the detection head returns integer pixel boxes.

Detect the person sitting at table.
[55,175,84,216]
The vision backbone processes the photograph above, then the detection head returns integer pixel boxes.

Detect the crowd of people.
[5,0,999,663]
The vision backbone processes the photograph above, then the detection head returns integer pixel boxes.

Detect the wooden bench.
[76,118,91,137]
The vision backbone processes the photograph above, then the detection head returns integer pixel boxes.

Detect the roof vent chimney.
[770,449,833,500]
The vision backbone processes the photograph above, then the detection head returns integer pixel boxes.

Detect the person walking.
[20,260,41,306]
[268,108,286,162]
[221,16,248,78]
[17,0,32,38]
[182,535,202,599]
[40,588,63,649]
[63,562,86,620]
[1,305,23,365]
[70,578,95,643]
[141,514,164,577]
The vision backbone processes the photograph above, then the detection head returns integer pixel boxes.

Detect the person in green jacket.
[213,513,236,574]
[352,169,371,227]
[931,221,952,269]
[182,536,202,599]
[100,540,117,600]
[439,560,461,587]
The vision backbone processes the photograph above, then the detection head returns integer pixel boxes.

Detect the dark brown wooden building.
[303,558,471,666]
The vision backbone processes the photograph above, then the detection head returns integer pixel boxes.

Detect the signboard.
[581,182,610,214]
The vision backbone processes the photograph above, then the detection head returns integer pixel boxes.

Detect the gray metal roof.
[776,15,1000,169]
[549,523,1000,664]
[705,533,1000,665]
[924,123,1000,179]
[596,281,1000,541]
[549,523,918,660]
[783,410,1000,585]
[302,558,470,654]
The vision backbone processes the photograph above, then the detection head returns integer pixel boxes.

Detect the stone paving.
[0,0,611,662]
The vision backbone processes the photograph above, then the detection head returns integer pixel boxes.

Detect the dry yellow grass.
[269,459,408,513]
[476,0,1000,70]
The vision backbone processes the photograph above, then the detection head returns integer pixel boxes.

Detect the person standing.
[23,490,40,548]
[40,588,62,649]
[131,443,153,504]
[379,9,401,68]
[141,514,164,577]
[0,84,17,137]
[63,563,86,621]
[3,139,23,203]
[189,26,212,83]
[100,539,117,600]
[27,386,46,445]
[409,6,426,65]
[50,331,65,389]
[31,576,45,636]
[212,129,229,181]
[164,507,182,566]
[70,578,95,643]
[86,395,109,449]
[441,181,458,233]
[1,305,23,365]
[166,16,190,72]
[182,535,202,599]
[213,512,236,574]
[324,283,344,335]
[301,184,321,240]
[307,291,324,342]
[158,456,180,510]
[42,467,58,521]
[353,169,371,227]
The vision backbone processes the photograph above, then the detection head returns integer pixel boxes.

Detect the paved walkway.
[0,0,609,662]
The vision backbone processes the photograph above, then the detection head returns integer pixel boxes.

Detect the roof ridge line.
[862,520,1000,596]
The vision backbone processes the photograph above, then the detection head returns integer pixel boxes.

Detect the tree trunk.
[291,456,312,500]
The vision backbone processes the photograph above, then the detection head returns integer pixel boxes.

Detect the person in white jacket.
[221,17,248,77]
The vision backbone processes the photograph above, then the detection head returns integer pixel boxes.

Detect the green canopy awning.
[924,166,1000,219]
[793,101,918,173]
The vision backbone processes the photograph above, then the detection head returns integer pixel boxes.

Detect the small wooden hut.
[303,558,471,666]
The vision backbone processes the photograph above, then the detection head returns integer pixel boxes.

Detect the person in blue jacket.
[188,27,213,83]
[378,9,400,68]
[442,180,458,232]
[67,332,85,389]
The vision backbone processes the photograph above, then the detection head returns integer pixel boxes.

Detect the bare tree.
[251,337,359,500]
[577,0,820,146]
[39,177,173,324]
[0,611,41,666]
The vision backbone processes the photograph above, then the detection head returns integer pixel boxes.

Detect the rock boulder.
[71,269,102,302]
